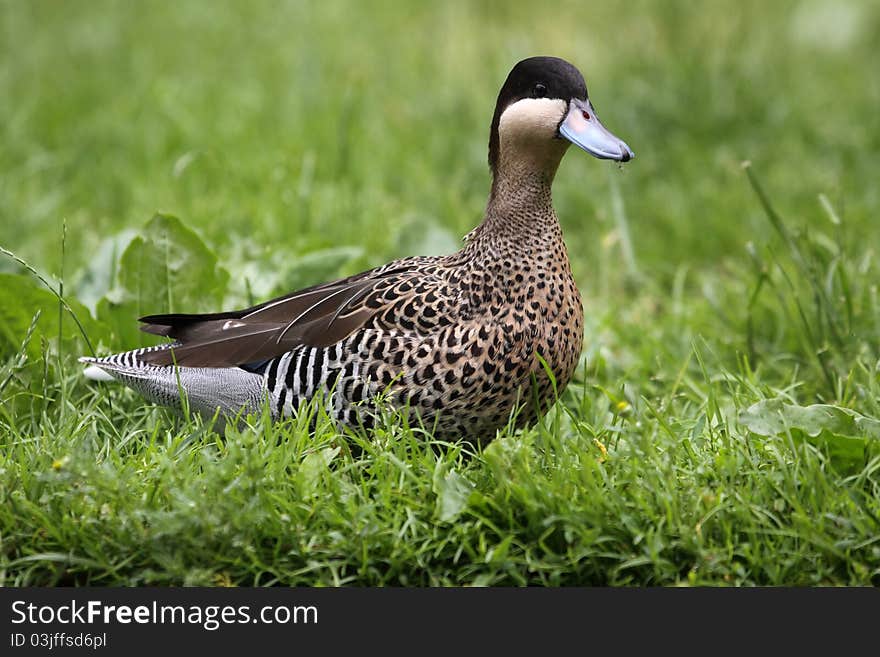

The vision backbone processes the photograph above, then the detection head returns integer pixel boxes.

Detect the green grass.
[1,0,879,585]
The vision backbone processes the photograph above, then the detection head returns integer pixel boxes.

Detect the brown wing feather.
[138,273,371,336]
[137,265,418,367]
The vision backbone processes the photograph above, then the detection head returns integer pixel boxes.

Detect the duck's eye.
[533,83,547,98]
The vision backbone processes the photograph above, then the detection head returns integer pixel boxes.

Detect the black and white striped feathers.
[81,345,265,421]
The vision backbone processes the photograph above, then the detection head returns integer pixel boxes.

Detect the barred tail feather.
[79,346,267,422]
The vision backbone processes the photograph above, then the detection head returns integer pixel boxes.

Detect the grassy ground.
[1,0,878,585]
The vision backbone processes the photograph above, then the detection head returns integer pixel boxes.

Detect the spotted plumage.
[81,56,634,445]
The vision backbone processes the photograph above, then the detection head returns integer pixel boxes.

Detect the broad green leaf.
[740,399,880,441]
[74,229,138,312]
[221,243,364,308]
[433,468,474,523]
[740,398,879,472]
[0,273,102,360]
[96,214,229,348]
[298,447,340,498]
[281,246,364,292]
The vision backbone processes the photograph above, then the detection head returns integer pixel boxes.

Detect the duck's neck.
[471,145,567,253]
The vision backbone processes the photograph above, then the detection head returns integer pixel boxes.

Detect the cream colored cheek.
[498,98,567,143]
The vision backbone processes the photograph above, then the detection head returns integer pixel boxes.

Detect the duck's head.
[488,56,634,185]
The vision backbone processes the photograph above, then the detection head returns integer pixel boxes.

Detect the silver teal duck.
[81,56,634,445]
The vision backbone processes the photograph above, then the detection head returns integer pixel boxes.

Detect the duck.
[81,56,634,444]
